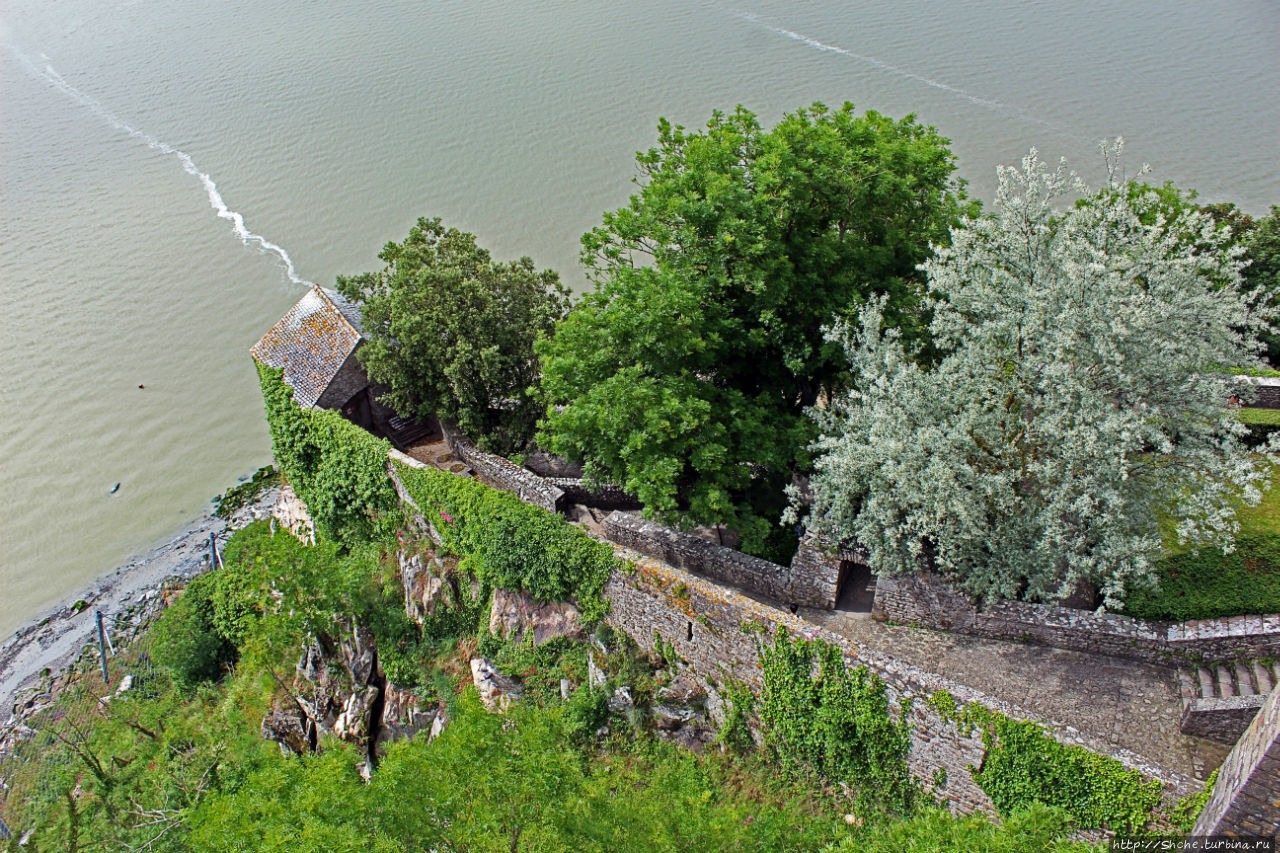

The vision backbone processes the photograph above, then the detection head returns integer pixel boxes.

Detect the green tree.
[799,147,1276,608]
[537,103,973,558]
[338,218,569,455]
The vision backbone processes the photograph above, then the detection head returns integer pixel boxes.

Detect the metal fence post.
[96,610,110,685]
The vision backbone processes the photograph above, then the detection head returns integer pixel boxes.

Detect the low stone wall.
[603,512,833,609]
[1193,683,1280,838]
[1180,695,1271,745]
[1236,375,1280,410]
[873,571,1280,666]
[545,478,642,511]
[603,552,1199,816]
[439,423,566,514]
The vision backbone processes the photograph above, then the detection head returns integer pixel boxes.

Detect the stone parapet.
[873,571,1280,667]
[603,553,1199,816]
[439,422,566,513]
[1193,683,1280,838]
[602,512,834,608]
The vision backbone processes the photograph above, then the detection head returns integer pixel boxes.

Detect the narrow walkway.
[799,606,1229,782]
[402,435,1229,783]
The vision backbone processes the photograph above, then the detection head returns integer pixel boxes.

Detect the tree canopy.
[536,103,974,558]
[338,218,568,455]
[797,147,1276,608]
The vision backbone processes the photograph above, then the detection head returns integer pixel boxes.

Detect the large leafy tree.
[537,103,974,558]
[798,148,1276,608]
[338,218,568,455]
[1203,203,1280,364]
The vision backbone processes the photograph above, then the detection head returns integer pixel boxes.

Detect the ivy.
[972,714,1162,833]
[257,364,399,545]
[392,460,619,623]
[713,676,756,754]
[757,627,915,814]
[1171,769,1218,833]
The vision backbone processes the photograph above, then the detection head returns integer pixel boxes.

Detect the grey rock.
[470,658,522,712]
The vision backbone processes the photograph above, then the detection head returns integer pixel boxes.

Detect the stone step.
[1254,661,1274,695]
[1235,662,1257,696]
[1198,667,1215,699]
[1216,665,1236,698]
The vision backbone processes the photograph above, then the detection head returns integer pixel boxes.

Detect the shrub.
[257,364,398,545]
[151,576,237,692]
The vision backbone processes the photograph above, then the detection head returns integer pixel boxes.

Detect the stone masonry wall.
[873,571,1280,667]
[1180,696,1272,745]
[1192,682,1280,838]
[603,552,1200,816]
[439,422,566,514]
[603,512,834,609]
[545,478,643,511]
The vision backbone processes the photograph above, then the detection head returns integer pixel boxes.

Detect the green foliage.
[972,714,1162,833]
[151,575,238,692]
[713,676,756,754]
[1121,534,1280,620]
[213,465,279,519]
[826,804,1101,853]
[256,364,398,545]
[1172,768,1218,833]
[393,459,619,620]
[564,683,611,742]
[336,218,569,455]
[537,102,973,559]
[757,627,915,813]
[802,148,1276,608]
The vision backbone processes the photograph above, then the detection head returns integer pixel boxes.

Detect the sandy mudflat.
[0,489,279,722]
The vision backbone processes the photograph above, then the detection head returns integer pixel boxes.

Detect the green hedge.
[392,460,618,622]
[1122,533,1280,621]
[257,364,398,544]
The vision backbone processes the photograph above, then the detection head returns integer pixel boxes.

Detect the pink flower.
[440,512,454,523]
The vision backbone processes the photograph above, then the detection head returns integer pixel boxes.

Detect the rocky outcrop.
[470,658,522,711]
[400,550,458,623]
[488,589,583,646]
[263,619,428,764]
[271,484,315,545]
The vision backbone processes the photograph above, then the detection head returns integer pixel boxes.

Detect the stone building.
[250,286,435,447]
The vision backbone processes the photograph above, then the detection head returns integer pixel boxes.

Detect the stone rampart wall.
[603,552,1199,815]
[603,512,833,609]
[1193,683,1280,838]
[873,571,1280,666]
[439,422,566,513]
[545,478,643,511]
[1180,696,1271,745]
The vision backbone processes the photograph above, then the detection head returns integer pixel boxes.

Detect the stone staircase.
[1179,660,1279,743]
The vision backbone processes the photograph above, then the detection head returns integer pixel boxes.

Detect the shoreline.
[0,488,280,723]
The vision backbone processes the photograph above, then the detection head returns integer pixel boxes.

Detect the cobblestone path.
[799,606,1230,782]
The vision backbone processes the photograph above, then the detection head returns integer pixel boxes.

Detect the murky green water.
[2,0,1277,636]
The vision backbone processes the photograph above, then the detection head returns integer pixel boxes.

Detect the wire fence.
[0,610,165,843]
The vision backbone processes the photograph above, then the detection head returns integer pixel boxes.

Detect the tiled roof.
[250,287,364,408]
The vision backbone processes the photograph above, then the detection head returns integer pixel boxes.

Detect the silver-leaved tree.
[795,145,1276,608]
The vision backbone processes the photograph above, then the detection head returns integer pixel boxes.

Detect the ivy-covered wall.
[387,451,618,623]
[602,548,1201,828]
[257,364,398,544]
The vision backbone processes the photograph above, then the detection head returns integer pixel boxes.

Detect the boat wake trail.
[10,47,312,288]
[723,6,1080,141]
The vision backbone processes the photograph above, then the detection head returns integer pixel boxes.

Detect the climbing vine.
[257,364,399,545]
[392,459,618,622]
[924,690,1165,833]
[757,627,915,814]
